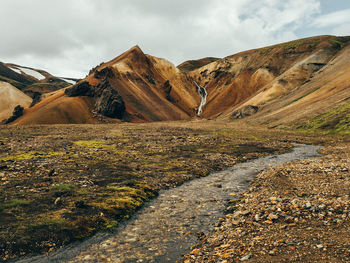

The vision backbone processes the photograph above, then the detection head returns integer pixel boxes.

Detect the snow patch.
[59,78,76,85]
[12,66,46,80]
[9,67,22,75]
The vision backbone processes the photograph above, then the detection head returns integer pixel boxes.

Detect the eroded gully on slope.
[17,144,322,263]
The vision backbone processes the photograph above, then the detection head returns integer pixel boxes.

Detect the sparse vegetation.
[0,151,65,161]
[51,184,75,191]
[259,36,322,55]
[178,57,219,72]
[299,102,350,134]
[329,36,350,50]
[3,199,30,208]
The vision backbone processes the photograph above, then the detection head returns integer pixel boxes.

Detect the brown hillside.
[15,46,201,124]
[0,81,32,122]
[177,57,219,72]
[83,46,200,122]
[13,90,98,125]
[190,35,346,119]
[225,42,350,129]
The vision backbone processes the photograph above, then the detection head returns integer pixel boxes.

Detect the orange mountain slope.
[86,46,200,122]
[189,36,346,118]
[14,46,201,124]
[13,90,98,125]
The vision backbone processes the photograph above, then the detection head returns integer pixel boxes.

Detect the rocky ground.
[0,121,295,261]
[184,140,350,263]
[0,121,344,261]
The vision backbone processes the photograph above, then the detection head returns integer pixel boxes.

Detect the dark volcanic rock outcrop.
[231,105,259,119]
[94,67,115,79]
[30,92,42,107]
[94,80,125,118]
[5,105,24,124]
[161,80,174,102]
[64,81,91,97]
[65,79,125,119]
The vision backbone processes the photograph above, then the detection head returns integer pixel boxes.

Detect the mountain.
[0,62,74,98]
[177,57,219,72]
[188,35,350,132]
[13,46,200,124]
[0,62,78,123]
[0,81,32,122]
[7,35,350,132]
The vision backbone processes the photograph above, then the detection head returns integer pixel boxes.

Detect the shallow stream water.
[17,144,321,263]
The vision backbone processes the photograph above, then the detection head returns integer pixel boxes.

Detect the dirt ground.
[184,139,350,262]
[0,121,345,261]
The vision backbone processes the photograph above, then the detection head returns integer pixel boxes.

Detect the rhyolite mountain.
[5,35,350,132]
[0,62,77,122]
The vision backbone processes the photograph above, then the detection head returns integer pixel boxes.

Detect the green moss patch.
[299,102,350,134]
[51,184,75,192]
[3,199,30,208]
[74,140,112,149]
[0,151,65,161]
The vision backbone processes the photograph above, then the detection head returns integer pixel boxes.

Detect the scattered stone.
[48,169,55,177]
[240,253,252,261]
[54,197,62,206]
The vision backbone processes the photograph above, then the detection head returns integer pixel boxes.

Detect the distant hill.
[177,57,219,72]
[0,81,32,122]
[0,62,75,99]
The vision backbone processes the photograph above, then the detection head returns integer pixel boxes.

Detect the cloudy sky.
[1,0,349,78]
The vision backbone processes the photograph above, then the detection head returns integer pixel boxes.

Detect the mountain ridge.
[2,35,350,132]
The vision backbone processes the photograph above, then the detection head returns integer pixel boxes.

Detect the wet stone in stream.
[18,144,321,263]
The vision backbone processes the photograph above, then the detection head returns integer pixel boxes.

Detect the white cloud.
[0,0,326,78]
[332,23,350,36]
[312,9,350,27]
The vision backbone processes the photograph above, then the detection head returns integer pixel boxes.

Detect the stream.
[17,144,322,263]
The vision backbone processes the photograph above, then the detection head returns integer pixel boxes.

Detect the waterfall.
[194,81,207,116]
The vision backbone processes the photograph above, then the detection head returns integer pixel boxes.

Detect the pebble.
[240,253,252,261]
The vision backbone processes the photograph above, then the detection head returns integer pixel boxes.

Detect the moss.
[4,199,30,208]
[259,37,321,54]
[299,102,350,134]
[329,36,350,50]
[51,184,75,191]
[0,151,65,161]
[74,140,113,149]
[103,220,118,230]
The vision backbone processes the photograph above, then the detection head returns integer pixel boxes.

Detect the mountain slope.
[13,90,98,125]
[0,81,32,122]
[86,46,199,122]
[184,35,350,132]
[178,57,219,72]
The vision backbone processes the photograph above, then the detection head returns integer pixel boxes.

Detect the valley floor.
[0,121,348,261]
